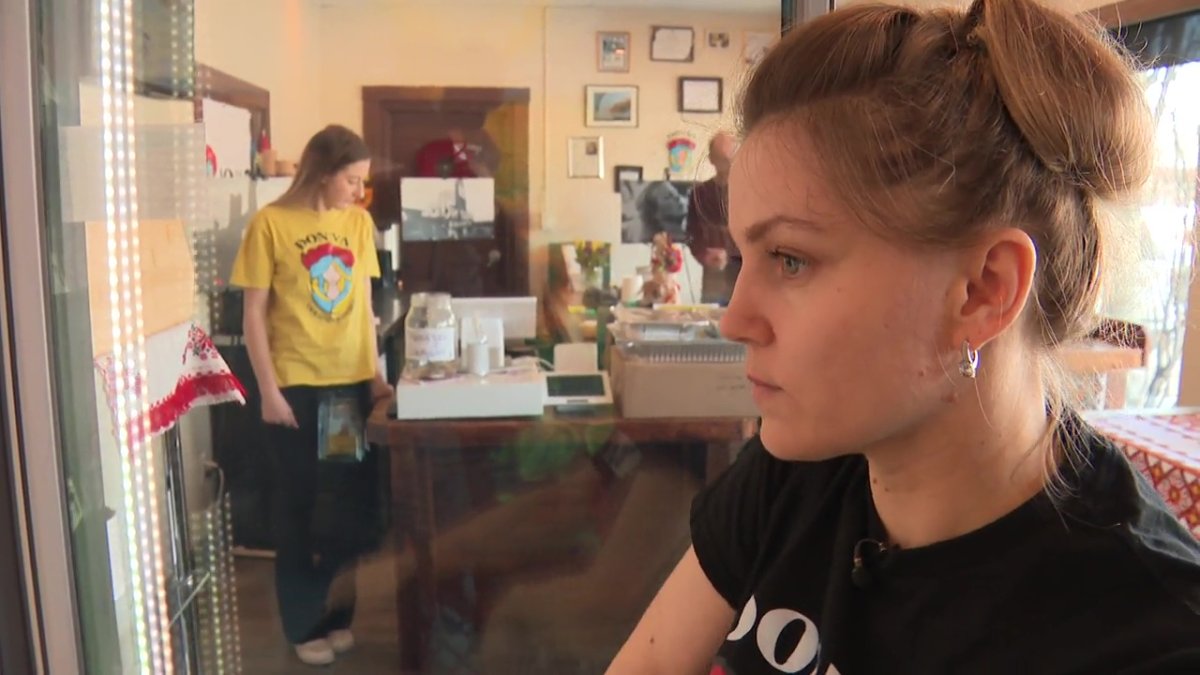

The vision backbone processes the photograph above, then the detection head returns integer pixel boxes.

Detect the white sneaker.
[293,638,335,666]
[328,629,355,654]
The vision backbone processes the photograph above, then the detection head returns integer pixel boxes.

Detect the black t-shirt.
[692,416,1200,674]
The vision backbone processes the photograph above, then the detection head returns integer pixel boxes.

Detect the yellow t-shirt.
[230,204,381,388]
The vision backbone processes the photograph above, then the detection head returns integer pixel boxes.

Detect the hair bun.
[971,0,1152,198]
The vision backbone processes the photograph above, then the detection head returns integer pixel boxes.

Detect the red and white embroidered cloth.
[96,322,246,442]
[1088,409,1200,538]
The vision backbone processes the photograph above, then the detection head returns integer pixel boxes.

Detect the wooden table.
[366,402,755,671]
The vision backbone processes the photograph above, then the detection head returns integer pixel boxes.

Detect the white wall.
[194,0,323,160]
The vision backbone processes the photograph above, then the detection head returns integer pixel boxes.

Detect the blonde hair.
[740,0,1152,350]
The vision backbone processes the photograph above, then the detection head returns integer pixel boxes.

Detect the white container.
[404,292,458,380]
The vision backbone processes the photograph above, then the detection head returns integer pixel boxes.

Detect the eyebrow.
[743,215,824,244]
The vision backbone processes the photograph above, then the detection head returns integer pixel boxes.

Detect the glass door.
[2,0,237,672]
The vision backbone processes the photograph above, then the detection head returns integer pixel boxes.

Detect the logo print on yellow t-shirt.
[301,242,356,318]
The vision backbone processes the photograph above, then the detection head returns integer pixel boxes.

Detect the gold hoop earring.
[959,340,980,379]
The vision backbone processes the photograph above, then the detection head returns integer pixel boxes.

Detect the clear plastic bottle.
[403,292,458,380]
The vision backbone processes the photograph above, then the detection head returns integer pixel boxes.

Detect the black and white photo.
[619,180,694,243]
[400,177,496,241]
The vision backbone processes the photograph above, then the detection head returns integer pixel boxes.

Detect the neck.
[866,350,1052,549]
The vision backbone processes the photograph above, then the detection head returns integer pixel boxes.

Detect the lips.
[747,374,780,390]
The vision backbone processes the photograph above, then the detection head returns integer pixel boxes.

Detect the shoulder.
[339,206,376,233]
[249,204,301,231]
[1043,413,1200,622]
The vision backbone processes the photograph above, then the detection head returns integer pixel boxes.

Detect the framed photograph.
[613,165,643,192]
[399,178,497,241]
[620,180,696,243]
[707,31,730,49]
[679,77,723,113]
[743,31,777,68]
[585,85,638,128]
[597,31,631,73]
[650,26,694,62]
[568,136,604,178]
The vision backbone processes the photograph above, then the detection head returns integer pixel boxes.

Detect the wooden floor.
[236,552,403,674]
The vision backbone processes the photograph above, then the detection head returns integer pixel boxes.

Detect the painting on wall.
[650,26,694,62]
[597,31,631,73]
[585,85,638,127]
[666,132,698,178]
[707,31,730,49]
[400,177,496,241]
[619,180,695,244]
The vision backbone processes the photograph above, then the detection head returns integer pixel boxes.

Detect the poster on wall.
[400,177,496,241]
[620,180,695,244]
[666,132,698,179]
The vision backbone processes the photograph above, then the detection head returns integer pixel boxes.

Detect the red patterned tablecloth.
[1087,409,1200,538]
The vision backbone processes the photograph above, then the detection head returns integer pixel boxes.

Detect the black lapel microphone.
[851,538,893,589]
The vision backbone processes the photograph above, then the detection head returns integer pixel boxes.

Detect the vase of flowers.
[574,240,611,290]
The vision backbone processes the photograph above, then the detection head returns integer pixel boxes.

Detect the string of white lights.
[100,0,173,671]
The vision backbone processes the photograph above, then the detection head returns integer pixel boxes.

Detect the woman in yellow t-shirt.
[230,124,391,666]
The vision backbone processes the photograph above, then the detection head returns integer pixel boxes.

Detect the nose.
[719,274,772,347]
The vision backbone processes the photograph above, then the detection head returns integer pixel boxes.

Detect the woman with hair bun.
[609,1,1200,672]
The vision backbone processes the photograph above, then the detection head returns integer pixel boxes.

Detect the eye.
[769,248,809,278]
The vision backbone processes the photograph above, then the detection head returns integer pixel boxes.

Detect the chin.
[758,417,846,463]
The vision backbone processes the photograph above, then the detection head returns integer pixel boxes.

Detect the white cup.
[621,275,643,302]
[467,341,490,377]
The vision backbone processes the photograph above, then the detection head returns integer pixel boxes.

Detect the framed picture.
[568,136,604,178]
[613,165,643,192]
[597,31,630,73]
[650,26,694,62]
[707,31,730,49]
[743,31,777,68]
[585,85,638,128]
[679,77,723,113]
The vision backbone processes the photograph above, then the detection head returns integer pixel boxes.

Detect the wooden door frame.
[362,86,533,295]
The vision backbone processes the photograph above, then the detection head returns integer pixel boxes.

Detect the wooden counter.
[366,401,755,670]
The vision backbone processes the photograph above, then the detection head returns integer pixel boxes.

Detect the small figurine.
[643,232,683,305]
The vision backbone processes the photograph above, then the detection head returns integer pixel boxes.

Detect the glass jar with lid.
[403,292,458,380]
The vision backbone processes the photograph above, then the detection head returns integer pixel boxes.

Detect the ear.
[954,227,1038,349]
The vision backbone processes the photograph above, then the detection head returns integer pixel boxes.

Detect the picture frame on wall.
[568,136,604,178]
[679,77,723,113]
[650,26,694,62]
[743,31,777,68]
[585,85,638,128]
[597,31,631,73]
[707,31,730,49]
[613,165,643,192]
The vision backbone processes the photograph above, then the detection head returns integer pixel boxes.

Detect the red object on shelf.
[258,128,271,152]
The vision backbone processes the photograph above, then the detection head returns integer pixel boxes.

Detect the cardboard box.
[609,346,759,419]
